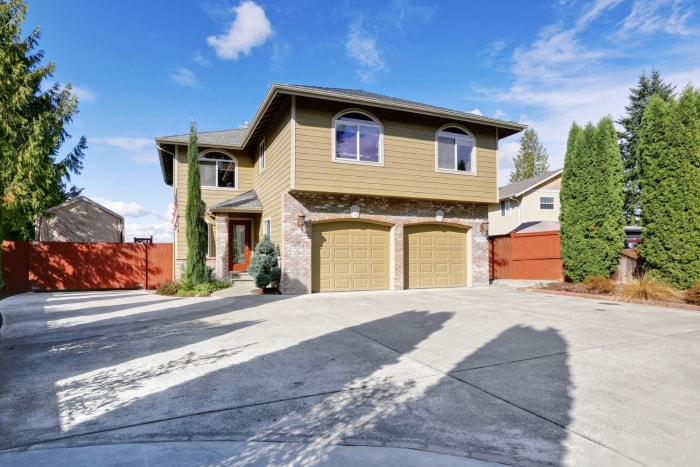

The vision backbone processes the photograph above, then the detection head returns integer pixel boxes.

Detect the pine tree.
[618,69,675,223]
[0,0,86,241]
[184,122,209,284]
[638,88,700,288]
[247,235,281,289]
[509,128,550,183]
[559,118,625,282]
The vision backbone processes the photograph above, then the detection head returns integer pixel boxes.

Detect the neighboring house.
[156,84,525,293]
[36,196,125,242]
[487,169,563,236]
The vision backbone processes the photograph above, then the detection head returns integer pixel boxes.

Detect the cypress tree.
[618,69,675,222]
[639,88,700,288]
[184,122,209,284]
[560,118,625,282]
[509,128,550,183]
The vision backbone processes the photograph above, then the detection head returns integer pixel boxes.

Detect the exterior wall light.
[350,205,361,218]
[480,221,489,236]
[435,209,445,222]
[297,212,306,229]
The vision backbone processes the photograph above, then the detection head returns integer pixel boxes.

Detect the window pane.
[200,162,216,186]
[218,161,235,187]
[359,124,380,162]
[336,123,358,160]
[456,139,472,172]
[437,136,454,170]
[540,197,554,209]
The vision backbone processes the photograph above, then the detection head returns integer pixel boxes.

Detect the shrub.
[156,281,182,296]
[684,283,700,305]
[248,235,281,289]
[618,274,680,302]
[583,275,616,294]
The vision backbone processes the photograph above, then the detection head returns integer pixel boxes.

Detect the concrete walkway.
[1,287,699,466]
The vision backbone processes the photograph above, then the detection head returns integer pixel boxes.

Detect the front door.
[230,220,252,272]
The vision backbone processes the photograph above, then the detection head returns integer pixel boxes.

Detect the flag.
[171,193,179,231]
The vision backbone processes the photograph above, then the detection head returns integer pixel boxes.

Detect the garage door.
[312,221,390,292]
[405,224,468,289]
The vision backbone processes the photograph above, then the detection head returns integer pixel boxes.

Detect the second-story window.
[333,111,382,164]
[500,200,511,217]
[199,151,236,188]
[436,126,475,173]
[259,141,265,173]
[540,196,555,210]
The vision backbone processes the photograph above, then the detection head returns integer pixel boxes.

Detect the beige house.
[36,196,125,242]
[487,169,563,236]
[156,84,525,293]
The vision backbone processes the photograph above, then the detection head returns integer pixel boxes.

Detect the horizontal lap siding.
[174,144,255,258]
[254,104,292,246]
[294,98,498,203]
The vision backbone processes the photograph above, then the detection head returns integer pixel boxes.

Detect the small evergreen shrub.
[248,235,281,289]
[583,275,615,294]
[684,283,700,305]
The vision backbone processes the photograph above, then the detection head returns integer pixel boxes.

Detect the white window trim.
[331,108,384,167]
[538,194,556,211]
[262,217,272,238]
[500,200,511,217]
[199,149,239,191]
[259,140,266,173]
[435,124,477,176]
[206,221,216,258]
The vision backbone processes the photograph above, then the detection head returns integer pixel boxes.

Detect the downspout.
[509,195,521,228]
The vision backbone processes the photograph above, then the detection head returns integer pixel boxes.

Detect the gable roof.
[498,169,563,201]
[42,196,124,221]
[210,190,263,213]
[156,83,528,186]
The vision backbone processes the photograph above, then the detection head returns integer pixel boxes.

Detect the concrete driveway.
[1,286,699,466]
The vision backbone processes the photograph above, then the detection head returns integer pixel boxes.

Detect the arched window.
[199,151,237,188]
[333,111,382,164]
[436,126,476,173]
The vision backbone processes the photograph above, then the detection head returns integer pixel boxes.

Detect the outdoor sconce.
[435,209,445,222]
[297,212,306,229]
[350,205,361,218]
[480,221,489,236]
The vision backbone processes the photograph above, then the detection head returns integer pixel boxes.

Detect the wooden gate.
[2,241,173,294]
[490,231,563,280]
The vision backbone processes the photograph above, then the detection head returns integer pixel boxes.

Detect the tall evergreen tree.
[638,88,700,288]
[509,127,550,183]
[559,118,625,282]
[617,69,675,223]
[0,0,86,241]
[184,122,209,284]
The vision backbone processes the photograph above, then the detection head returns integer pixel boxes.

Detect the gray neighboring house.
[36,196,125,242]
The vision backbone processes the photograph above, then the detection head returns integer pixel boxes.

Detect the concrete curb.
[518,287,700,312]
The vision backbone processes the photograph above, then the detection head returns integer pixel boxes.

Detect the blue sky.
[25,0,700,241]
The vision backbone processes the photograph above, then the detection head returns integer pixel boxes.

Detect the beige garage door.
[405,224,468,289]
[312,221,390,292]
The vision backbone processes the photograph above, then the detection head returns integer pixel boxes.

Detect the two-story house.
[156,84,526,293]
[487,169,563,237]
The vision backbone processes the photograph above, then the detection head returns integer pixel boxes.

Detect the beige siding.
[487,201,521,236]
[521,189,560,223]
[173,144,255,258]
[253,103,292,246]
[293,97,499,203]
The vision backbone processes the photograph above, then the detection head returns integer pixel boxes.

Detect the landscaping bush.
[684,283,700,305]
[156,281,182,296]
[583,275,616,294]
[155,279,229,297]
[618,274,680,302]
[248,235,281,289]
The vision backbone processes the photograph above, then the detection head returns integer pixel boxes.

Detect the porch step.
[230,272,254,282]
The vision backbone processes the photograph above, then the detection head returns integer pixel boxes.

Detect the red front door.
[230,220,252,272]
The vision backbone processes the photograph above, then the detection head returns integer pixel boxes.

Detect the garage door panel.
[405,224,467,289]
[312,221,390,292]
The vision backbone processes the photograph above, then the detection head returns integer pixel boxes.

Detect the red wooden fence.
[1,241,173,294]
[490,231,563,281]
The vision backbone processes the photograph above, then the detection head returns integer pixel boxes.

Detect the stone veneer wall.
[281,192,490,294]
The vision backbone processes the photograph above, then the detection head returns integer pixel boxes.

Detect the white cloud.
[125,220,173,243]
[346,24,386,82]
[206,1,272,60]
[171,68,200,88]
[468,108,483,116]
[91,137,152,151]
[577,0,624,29]
[71,85,96,103]
[192,51,211,66]
[93,197,159,218]
[619,0,694,37]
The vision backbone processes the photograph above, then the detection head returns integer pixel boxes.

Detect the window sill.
[436,168,477,176]
[201,186,240,191]
[332,157,384,168]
